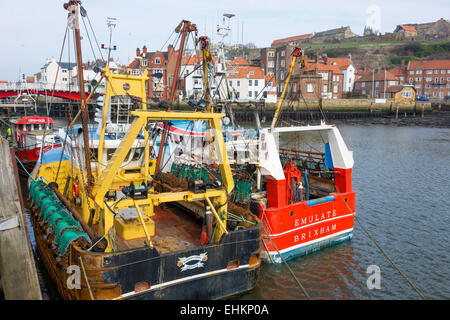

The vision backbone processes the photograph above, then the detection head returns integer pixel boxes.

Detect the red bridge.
[0,82,103,101]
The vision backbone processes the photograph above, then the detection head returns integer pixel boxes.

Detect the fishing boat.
[163,46,356,264]
[27,1,261,300]
[9,116,61,173]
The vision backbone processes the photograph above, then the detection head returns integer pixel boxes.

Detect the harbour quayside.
[27,1,261,300]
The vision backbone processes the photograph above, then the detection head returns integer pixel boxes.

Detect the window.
[426,84,431,88]
[248,91,252,97]
[281,60,285,67]
[142,59,148,67]
[237,80,240,87]
[416,77,421,82]
[376,81,379,87]
[362,82,366,88]
[410,71,415,75]
[323,84,328,92]
[249,71,254,75]
[402,91,412,98]
[440,77,444,83]
[307,83,314,93]
[362,90,366,95]
[155,58,161,64]
[435,77,438,83]
[426,78,432,82]
[416,84,421,88]
[434,70,439,74]
[426,70,432,74]
[441,70,446,74]
[62,77,67,81]
[268,51,275,57]
[254,91,258,97]
[333,84,338,93]
[254,80,258,86]
[433,91,437,97]
[281,50,285,57]
[416,70,422,74]
[249,79,252,86]
[268,61,274,68]
[62,69,67,73]
[389,81,396,86]
[229,80,232,86]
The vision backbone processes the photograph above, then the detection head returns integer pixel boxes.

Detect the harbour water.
[19,118,450,300]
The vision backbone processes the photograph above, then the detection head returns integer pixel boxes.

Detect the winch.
[121,182,151,200]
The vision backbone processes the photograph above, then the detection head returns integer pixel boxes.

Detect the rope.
[334,185,427,300]
[15,155,35,181]
[260,221,311,300]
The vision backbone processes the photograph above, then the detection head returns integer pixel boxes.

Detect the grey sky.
[0,0,448,81]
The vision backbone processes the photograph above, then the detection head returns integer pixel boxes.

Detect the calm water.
[22,121,450,300]
[242,124,450,300]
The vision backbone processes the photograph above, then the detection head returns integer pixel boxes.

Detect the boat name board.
[177,252,208,272]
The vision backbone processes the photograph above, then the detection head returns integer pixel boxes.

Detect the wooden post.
[0,138,42,299]
[395,105,399,120]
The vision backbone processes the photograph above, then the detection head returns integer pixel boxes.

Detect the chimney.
[143,45,147,56]
[168,44,174,57]
[136,47,141,57]
[323,53,328,65]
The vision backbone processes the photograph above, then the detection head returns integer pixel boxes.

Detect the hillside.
[303,41,450,68]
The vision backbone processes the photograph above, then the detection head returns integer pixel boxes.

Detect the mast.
[271,47,303,128]
[154,20,197,175]
[64,0,94,188]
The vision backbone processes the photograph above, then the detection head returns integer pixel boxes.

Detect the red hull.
[261,191,355,262]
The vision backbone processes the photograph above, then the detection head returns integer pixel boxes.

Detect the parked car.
[416,95,429,101]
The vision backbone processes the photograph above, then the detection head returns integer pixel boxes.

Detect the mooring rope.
[334,185,427,300]
[260,223,311,300]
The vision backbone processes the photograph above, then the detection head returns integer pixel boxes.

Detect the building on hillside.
[407,59,450,99]
[264,75,277,103]
[40,58,77,86]
[385,85,416,106]
[271,33,313,47]
[259,47,276,76]
[326,56,355,92]
[226,62,265,101]
[393,25,418,39]
[128,45,177,100]
[353,69,399,98]
[291,63,344,99]
[400,18,450,41]
[389,60,408,85]
[180,54,220,100]
[311,26,357,43]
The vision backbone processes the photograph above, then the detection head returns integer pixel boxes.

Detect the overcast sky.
[0,0,448,81]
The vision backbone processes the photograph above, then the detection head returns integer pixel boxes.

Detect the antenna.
[102,17,117,65]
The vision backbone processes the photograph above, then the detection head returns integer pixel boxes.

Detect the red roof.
[408,59,450,70]
[265,75,276,86]
[399,25,417,32]
[271,33,313,46]
[304,63,343,75]
[386,85,415,93]
[355,69,397,82]
[227,66,265,79]
[229,57,250,66]
[327,57,352,70]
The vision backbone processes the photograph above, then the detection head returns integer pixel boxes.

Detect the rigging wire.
[334,185,427,300]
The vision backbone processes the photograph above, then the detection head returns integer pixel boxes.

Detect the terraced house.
[407,59,450,99]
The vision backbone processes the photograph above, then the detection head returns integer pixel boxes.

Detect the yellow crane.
[271,47,305,128]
